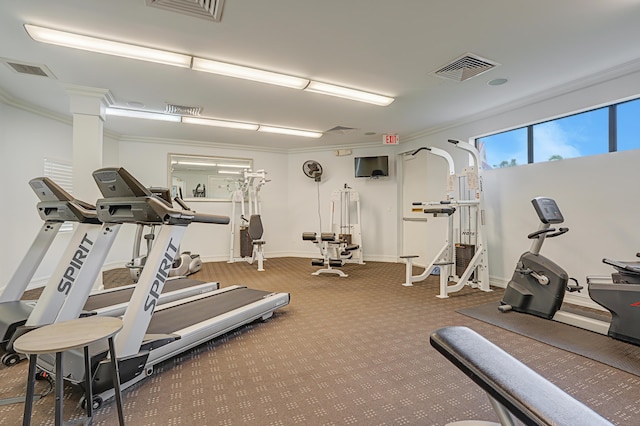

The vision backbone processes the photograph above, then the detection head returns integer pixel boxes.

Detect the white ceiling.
[1,0,640,151]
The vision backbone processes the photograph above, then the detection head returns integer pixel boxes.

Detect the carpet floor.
[1,258,639,425]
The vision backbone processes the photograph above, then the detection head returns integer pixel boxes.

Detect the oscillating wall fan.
[302,160,323,182]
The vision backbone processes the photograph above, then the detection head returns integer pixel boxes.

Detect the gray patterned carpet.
[1,258,639,425]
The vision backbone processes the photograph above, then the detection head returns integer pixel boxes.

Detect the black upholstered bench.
[429,326,613,426]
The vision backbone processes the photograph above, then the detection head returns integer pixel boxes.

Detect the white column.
[65,84,114,290]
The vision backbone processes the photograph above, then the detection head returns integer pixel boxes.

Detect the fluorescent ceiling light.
[106,107,181,122]
[218,170,242,175]
[176,161,217,167]
[182,116,259,131]
[24,25,393,106]
[24,24,192,68]
[218,164,251,168]
[258,126,323,138]
[192,57,309,89]
[305,81,394,106]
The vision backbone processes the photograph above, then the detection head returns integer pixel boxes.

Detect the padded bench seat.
[429,326,613,426]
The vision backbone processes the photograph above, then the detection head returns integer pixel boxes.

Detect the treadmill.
[0,177,218,366]
[36,167,290,408]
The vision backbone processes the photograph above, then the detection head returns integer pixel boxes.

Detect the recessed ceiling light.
[488,78,508,86]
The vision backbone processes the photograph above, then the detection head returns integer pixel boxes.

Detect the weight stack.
[455,243,475,279]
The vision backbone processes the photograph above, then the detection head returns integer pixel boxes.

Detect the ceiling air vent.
[165,103,201,116]
[325,126,358,135]
[1,58,55,78]
[146,0,225,22]
[434,53,499,82]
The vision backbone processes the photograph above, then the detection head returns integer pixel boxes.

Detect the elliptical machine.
[499,196,640,347]
[126,188,202,282]
[498,197,582,319]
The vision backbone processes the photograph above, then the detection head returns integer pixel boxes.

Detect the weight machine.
[401,140,490,297]
[228,170,268,271]
[303,184,364,277]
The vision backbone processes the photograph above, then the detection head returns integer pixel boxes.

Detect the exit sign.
[383,134,399,145]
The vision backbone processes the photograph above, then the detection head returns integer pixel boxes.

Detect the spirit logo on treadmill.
[631,301,640,307]
[144,239,179,312]
[57,233,94,295]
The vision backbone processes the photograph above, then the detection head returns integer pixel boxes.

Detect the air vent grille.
[434,54,499,82]
[1,59,55,78]
[165,104,202,116]
[325,126,358,135]
[146,0,225,22]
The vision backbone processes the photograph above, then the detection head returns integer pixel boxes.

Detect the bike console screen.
[531,197,564,224]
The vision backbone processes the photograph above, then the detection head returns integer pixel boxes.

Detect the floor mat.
[458,301,640,377]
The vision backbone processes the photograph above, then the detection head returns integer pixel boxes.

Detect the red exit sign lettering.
[384,134,399,145]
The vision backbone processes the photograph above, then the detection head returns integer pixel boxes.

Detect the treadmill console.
[531,197,564,224]
[29,177,73,202]
[93,167,152,198]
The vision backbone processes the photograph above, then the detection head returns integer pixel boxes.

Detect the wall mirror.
[168,154,253,201]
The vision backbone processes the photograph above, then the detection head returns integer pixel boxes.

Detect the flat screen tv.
[354,155,389,178]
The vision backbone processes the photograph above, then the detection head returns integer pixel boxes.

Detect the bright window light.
[106,107,181,122]
[191,57,310,89]
[305,81,394,106]
[182,116,259,131]
[24,24,192,68]
[258,126,323,138]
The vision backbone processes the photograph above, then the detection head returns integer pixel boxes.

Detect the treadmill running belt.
[146,287,273,335]
[82,279,205,312]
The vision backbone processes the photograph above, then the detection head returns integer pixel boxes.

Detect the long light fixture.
[24,24,394,106]
[258,125,323,138]
[183,116,322,138]
[192,57,309,89]
[175,161,218,167]
[181,116,259,131]
[24,24,192,68]
[105,107,323,138]
[106,107,181,122]
[305,81,394,106]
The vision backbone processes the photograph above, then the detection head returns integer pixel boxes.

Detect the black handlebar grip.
[547,227,569,238]
[527,228,556,239]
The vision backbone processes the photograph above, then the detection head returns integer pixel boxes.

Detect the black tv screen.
[354,156,389,178]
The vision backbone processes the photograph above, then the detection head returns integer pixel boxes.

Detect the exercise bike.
[499,197,640,346]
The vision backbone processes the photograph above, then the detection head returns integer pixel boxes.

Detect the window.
[533,107,608,162]
[477,97,640,170]
[617,98,640,152]
[44,158,73,232]
[477,128,527,169]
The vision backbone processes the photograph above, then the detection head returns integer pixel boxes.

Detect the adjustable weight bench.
[429,326,613,426]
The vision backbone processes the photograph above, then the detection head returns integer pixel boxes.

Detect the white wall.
[0,105,73,289]
[287,147,398,262]
[398,66,640,305]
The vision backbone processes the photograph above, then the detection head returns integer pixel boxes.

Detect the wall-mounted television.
[354,155,389,178]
